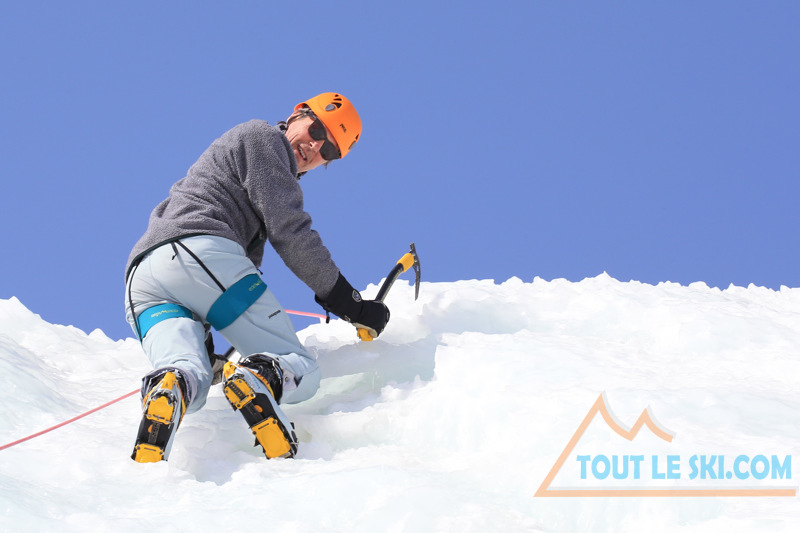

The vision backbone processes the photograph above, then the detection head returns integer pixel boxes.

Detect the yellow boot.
[222,355,297,459]
[131,370,186,463]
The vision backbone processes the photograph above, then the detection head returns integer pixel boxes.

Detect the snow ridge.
[1,276,798,532]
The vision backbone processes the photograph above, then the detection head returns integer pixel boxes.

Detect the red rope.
[286,309,327,319]
[0,308,327,451]
[0,389,139,451]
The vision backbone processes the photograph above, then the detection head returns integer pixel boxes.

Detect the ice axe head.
[392,243,421,300]
[408,243,421,300]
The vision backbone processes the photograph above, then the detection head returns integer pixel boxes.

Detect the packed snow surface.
[1,274,798,532]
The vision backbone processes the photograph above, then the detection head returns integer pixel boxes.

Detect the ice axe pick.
[357,243,421,342]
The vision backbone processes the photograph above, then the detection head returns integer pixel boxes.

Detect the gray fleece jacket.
[125,119,340,298]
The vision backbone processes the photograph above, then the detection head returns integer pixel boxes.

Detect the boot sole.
[223,364,297,459]
[132,372,184,463]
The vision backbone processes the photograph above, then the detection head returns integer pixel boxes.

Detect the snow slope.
[1,275,798,532]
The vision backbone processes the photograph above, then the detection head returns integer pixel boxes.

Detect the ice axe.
[357,243,421,341]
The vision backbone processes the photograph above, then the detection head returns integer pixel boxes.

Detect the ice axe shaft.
[358,243,420,342]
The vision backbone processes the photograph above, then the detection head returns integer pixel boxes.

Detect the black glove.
[316,273,390,338]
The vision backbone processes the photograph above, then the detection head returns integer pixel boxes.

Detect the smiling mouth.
[297,145,308,162]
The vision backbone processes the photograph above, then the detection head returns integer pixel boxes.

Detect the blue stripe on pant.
[136,303,194,340]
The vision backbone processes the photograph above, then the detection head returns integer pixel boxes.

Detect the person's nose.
[305,135,319,150]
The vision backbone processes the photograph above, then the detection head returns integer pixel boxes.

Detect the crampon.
[222,361,297,459]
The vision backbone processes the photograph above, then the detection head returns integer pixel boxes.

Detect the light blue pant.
[125,235,320,413]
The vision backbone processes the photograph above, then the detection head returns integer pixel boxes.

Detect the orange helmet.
[295,92,362,158]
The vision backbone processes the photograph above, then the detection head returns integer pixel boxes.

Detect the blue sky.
[1,2,798,342]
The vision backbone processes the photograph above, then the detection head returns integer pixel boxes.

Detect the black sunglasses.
[308,118,342,161]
